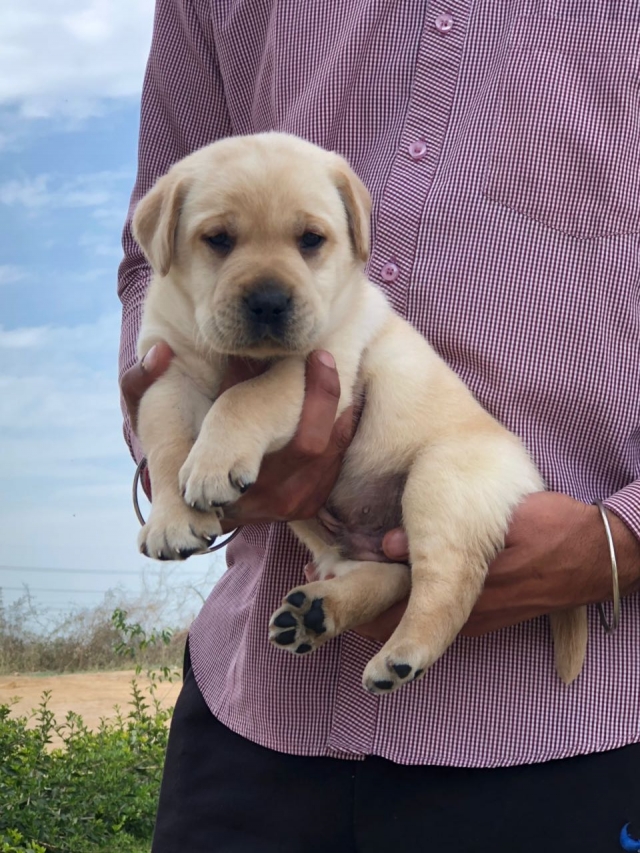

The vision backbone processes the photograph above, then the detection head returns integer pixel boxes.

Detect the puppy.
[132,132,587,693]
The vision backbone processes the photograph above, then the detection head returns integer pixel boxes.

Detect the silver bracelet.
[132,457,240,553]
[594,500,621,633]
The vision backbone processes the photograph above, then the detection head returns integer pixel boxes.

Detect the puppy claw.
[234,477,254,494]
[179,443,262,510]
[139,504,222,562]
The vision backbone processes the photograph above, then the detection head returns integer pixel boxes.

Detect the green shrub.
[0,684,171,853]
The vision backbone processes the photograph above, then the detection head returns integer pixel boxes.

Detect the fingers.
[120,341,174,434]
[382,527,409,562]
[291,351,341,458]
[329,405,357,455]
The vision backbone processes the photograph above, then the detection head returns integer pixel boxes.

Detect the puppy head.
[132,133,371,358]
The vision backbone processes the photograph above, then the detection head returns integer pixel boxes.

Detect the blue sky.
[0,0,226,623]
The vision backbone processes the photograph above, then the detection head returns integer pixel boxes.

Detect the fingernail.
[141,345,158,372]
[316,350,335,369]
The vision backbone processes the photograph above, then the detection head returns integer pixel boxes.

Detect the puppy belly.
[318,471,406,562]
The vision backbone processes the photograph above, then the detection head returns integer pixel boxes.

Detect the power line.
[1,587,120,594]
[2,580,215,594]
[0,564,219,576]
[0,565,141,576]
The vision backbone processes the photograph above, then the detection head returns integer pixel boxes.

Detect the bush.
[0,684,170,853]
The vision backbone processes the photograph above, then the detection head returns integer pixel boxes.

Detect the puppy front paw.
[179,441,260,511]
[138,503,222,561]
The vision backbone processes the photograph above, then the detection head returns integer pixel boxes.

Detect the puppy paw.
[179,442,260,511]
[362,645,429,695]
[138,503,222,561]
[269,586,338,655]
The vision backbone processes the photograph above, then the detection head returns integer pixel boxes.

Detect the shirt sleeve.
[604,481,640,545]
[117,0,232,463]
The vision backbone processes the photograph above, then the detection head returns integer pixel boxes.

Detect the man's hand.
[121,341,175,435]
[120,344,355,529]
[356,492,640,643]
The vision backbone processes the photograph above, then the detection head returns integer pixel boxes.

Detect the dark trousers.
[152,648,640,852]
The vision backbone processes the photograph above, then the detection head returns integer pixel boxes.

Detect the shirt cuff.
[603,480,640,544]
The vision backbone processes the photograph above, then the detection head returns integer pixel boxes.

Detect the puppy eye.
[299,232,325,250]
[204,233,234,254]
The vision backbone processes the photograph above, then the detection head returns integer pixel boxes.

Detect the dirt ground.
[0,670,181,745]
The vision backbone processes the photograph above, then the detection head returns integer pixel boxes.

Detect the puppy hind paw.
[362,649,428,695]
[269,589,335,655]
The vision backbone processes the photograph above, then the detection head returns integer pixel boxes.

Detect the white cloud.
[0,312,230,617]
[0,169,132,211]
[0,265,29,285]
[0,1,155,119]
[0,313,121,438]
[0,327,47,348]
[78,231,123,258]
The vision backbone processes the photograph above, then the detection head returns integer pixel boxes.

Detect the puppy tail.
[550,606,588,685]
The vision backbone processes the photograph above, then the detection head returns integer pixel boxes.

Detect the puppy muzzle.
[242,280,293,343]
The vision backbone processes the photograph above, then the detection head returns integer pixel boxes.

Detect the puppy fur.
[132,132,587,694]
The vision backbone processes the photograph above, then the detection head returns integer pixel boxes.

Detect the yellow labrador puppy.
[132,133,586,694]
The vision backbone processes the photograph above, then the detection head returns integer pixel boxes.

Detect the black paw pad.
[303,599,326,635]
[273,611,297,629]
[177,547,199,560]
[286,591,306,608]
[412,668,424,681]
[274,629,296,646]
[295,644,312,654]
[373,680,394,691]
[392,664,412,680]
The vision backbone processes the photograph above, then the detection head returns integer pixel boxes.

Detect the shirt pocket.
[484,6,640,239]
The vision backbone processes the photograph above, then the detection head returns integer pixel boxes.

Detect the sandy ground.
[0,670,181,745]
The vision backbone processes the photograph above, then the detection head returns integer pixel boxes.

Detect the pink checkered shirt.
[118,0,640,766]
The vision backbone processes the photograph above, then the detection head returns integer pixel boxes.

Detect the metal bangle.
[594,500,621,633]
[132,457,240,553]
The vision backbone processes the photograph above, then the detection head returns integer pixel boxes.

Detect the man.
[118,1,640,850]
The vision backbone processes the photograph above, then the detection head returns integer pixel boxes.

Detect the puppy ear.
[132,171,186,276]
[333,162,371,264]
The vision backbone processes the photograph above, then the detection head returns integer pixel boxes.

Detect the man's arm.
[118,0,232,462]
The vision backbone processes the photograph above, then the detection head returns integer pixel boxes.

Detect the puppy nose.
[244,284,292,324]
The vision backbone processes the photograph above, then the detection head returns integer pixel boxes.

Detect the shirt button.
[434,13,454,32]
[408,140,427,161]
[381,262,400,283]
